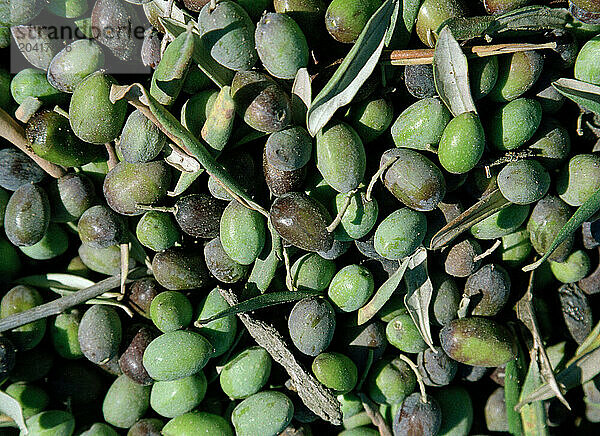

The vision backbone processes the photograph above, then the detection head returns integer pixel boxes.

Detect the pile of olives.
[1,0,600,434]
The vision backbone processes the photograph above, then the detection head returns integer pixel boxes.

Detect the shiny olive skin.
[48,173,97,223]
[438,112,485,175]
[575,34,600,84]
[374,208,427,260]
[488,51,544,102]
[1,285,46,351]
[270,192,333,252]
[220,200,266,265]
[416,0,469,47]
[119,326,155,385]
[557,154,600,207]
[391,98,451,151]
[151,247,210,290]
[325,0,381,43]
[4,184,50,247]
[0,148,45,191]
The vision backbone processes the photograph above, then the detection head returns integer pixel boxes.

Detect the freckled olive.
[391,98,452,151]
[288,297,336,356]
[127,418,164,436]
[418,346,457,387]
[78,304,122,364]
[102,374,151,428]
[263,151,307,197]
[149,291,193,333]
[265,126,312,171]
[527,195,574,262]
[484,387,509,432]
[151,372,207,418]
[136,211,180,252]
[220,346,272,399]
[119,109,166,164]
[497,159,550,205]
[470,56,498,100]
[438,112,485,175]
[328,264,374,313]
[488,98,542,151]
[163,412,233,436]
[231,391,294,436]
[332,191,378,242]
[488,51,544,102]
[393,392,442,436]
[48,173,97,223]
[10,68,65,105]
[1,285,46,351]
[443,238,482,278]
[325,0,380,43]
[152,247,210,290]
[557,154,600,207]
[550,250,591,284]
[316,121,366,193]
[374,208,427,260]
[50,309,83,359]
[528,117,571,169]
[91,0,141,61]
[78,205,126,248]
[128,278,163,318]
[174,193,225,239]
[270,192,333,252]
[404,64,436,99]
[4,184,50,247]
[204,237,250,283]
[0,148,45,191]
[431,272,461,326]
[386,313,427,354]
[380,148,446,211]
[220,200,266,265]
[47,40,104,93]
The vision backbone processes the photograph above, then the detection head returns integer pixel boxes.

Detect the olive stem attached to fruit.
[398,353,428,404]
[326,189,357,233]
[366,156,399,202]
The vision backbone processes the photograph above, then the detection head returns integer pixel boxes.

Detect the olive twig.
[326,189,357,233]
[0,268,149,333]
[283,246,295,291]
[0,107,66,178]
[398,354,428,404]
[366,156,399,202]
[358,393,393,436]
[218,287,342,425]
[136,204,177,213]
[473,239,502,262]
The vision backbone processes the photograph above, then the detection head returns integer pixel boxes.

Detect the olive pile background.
[0,0,600,434]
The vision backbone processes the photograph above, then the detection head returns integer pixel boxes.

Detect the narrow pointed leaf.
[553,78,600,116]
[0,390,27,434]
[403,247,435,351]
[505,338,526,436]
[358,258,409,325]
[16,273,95,291]
[168,170,204,197]
[292,67,311,111]
[306,0,397,136]
[433,26,477,117]
[486,6,572,36]
[519,355,550,436]
[403,0,423,34]
[523,187,600,271]
[197,289,322,325]
[430,188,511,250]
[384,0,400,46]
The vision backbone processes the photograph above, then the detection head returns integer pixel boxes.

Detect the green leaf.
[403,0,423,34]
[485,6,572,37]
[306,0,397,136]
[437,15,495,41]
[519,357,550,436]
[430,188,511,250]
[168,170,204,197]
[247,225,282,294]
[552,78,600,116]
[292,67,311,113]
[357,258,408,325]
[0,390,27,433]
[523,186,600,271]
[196,289,322,325]
[433,26,477,117]
[16,273,94,291]
[403,247,435,351]
[384,0,400,46]
[505,336,526,436]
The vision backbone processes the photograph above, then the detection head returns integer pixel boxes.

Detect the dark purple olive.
[263,148,306,197]
[119,326,156,385]
[174,193,226,239]
[91,0,142,61]
[128,278,164,318]
[393,392,442,436]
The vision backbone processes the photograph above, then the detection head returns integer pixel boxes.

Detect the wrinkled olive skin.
[263,151,307,196]
[316,121,366,193]
[78,205,126,248]
[151,372,207,418]
[69,71,127,144]
[48,173,97,223]
[91,0,140,61]
[220,200,266,265]
[47,40,104,92]
[438,112,485,175]
[488,51,544,102]
[374,208,427,260]
[528,195,574,262]
[464,264,511,316]
[551,250,591,284]
[440,317,517,367]
[1,285,46,351]
[150,291,193,332]
[290,252,336,292]
[151,247,210,290]
[119,109,166,163]
[0,148,45,191]
[26,110,102,167]
[575,34,600,85]
[231,391,294,436]
[391,98,452,151]
[103,161,171,216]
[381,148,446,211]
[220,346,272,399]
[497,159,550,205]
[470,203,530,240]
[175,193,225,239]
[470,56,499,100]
[367,358,417,405]
[416,0,469,47]
[231,71,292,133]
[143,330,213,381]
[119,326,155,385]
[288,297,336,356]
[196,288,238,357]
[78,305,122,364]
[312,352,357,394]
[418,346,458,387]
[325,0,381,43]
[559,283,593,343]
[256,13,308,80]
[386,313,427,354]
[557,154,600,207]
[270,192,333,252]
[204,237,250,283]
[163,412,233,436]
[4,184,50,247]
[102,374,151,428]
[488,98,542,151]
[393,393,442,436]
[328,264,374,313]
[198,1,257,71]
[127,418,164,436]
[443,239,482,278]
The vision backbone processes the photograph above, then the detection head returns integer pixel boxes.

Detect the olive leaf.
[292,67,311,113]
[505,335,526,436]
[0,390,27,433]
[523,186,600,272]
[552,78,600,116]
[437,16,496,41]
[433,26,477,117]
[16,273,95,291]
[168,170,204,197]
[357,258,409,325]
[247,223,282,294]
[403,246,435,351]
[306,0,397,136]
[519,354,550,436]
[485,6,572,37]
[403,0,423,34]
[196,290,323,325]
[430,188,511,250]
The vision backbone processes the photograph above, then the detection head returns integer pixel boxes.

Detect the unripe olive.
[438,112,485,175]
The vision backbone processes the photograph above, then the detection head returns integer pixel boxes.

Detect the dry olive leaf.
[552,78,600,116]
[433,26,477,117]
